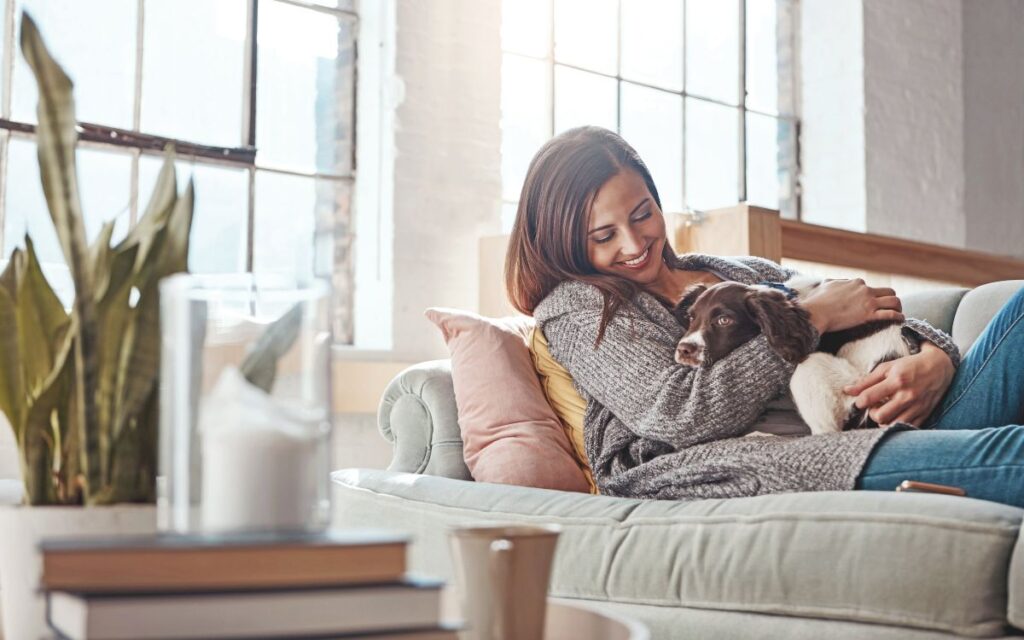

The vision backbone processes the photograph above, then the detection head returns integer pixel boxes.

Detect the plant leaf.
[17,237,70,398]
[0,288,25,435]
[21,335,73,505]
[21,11,101,497]
[116,146,177,274]
[240,303,303,393]
[88,220,116,302]
[0,247,24,301]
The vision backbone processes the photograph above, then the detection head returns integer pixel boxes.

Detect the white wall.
[862,0,965,248]
[387,0,503,362]
[963,0,1024,259]
[800,0,1024,258]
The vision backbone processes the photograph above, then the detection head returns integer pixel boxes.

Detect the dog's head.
[672,282,815,367]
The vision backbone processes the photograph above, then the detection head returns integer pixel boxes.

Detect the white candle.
[199,367,323,533]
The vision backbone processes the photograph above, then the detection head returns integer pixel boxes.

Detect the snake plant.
[0,13,194,505]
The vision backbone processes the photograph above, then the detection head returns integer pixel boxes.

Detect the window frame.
[500,0,800,222]
[0,0,359,342]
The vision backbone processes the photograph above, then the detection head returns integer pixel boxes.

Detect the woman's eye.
[632,210,652,222]
[714,316,733,326]
[594,233,614,244]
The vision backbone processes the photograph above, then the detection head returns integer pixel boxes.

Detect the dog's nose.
[675,340,702,365]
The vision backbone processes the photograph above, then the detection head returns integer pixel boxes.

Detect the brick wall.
[389,0,503,361]
[800,0,1024,259]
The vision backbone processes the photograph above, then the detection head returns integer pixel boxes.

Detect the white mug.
[449,524,561,640]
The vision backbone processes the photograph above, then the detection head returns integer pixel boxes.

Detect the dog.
[670,277,920,435]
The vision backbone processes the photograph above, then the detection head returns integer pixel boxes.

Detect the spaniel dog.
[671,277,920,435]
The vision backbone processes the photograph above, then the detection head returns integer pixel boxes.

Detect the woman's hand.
[842,342,955,427]
[800,279,904,334]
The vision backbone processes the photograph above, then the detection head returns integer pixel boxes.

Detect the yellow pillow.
[529,327,598,494]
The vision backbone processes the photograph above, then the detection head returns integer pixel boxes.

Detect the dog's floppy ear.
[745,289,816,363]
[671,284,707,329]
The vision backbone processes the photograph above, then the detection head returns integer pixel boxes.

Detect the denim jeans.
[856,286,1024,508]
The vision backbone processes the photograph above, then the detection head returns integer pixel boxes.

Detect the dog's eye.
[714,316,733,326]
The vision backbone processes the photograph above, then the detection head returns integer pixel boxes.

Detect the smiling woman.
[501,126,1024,511]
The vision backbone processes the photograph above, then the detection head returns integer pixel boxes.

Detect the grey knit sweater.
[533,254,961,500]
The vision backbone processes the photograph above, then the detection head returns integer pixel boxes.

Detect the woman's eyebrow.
[588,198,650,234]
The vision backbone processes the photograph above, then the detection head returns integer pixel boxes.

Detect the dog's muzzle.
[675,339,704,366]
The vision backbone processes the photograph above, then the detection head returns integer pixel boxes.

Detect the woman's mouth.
[618,245,653,270]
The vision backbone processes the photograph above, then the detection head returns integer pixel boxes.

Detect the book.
[40,530,408,592]
[53,629,460,640]
[47,578,445,640]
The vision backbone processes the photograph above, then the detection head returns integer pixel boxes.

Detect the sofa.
[332,280,1024,639]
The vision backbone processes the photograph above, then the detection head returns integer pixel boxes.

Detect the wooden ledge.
[779,219,1024,287]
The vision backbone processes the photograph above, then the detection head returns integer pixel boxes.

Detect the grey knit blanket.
[533,254,960,500]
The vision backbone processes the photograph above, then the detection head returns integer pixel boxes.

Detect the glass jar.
[158,274,332,535]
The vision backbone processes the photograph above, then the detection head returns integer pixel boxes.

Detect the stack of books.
[40,530,457,640]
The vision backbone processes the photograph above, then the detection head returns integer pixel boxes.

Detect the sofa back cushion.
[425,308,590,492]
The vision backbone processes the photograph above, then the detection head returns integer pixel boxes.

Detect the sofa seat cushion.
[333,469,1023,638]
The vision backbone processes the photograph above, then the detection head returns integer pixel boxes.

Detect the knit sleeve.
[903,318,961,368]
[541,307,795,450]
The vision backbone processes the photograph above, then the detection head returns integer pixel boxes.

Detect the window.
[500,0,799,231]
[0,0,359,343]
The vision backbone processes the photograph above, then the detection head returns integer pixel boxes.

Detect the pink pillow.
[425,308,591,493]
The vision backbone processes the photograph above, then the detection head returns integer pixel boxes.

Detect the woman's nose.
[620,231,644,256]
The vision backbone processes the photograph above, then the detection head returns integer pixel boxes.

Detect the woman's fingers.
[852,376,902,410]
[844,367,888,397]
[872,309,905,323]
[869,287,897,298]
[873,294,903,312]
[869,392,914,425]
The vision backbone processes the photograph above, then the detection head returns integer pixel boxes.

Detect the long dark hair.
[505,126,682,343]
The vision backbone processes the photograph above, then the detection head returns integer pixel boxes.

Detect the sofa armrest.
[376,359,471,480]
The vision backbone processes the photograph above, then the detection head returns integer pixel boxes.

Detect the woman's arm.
[542,305,795,450]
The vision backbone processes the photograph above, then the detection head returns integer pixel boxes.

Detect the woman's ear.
[745,289,816,363]
[671,284,707,329]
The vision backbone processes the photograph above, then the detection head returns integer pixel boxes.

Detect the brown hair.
[504,126,682,343]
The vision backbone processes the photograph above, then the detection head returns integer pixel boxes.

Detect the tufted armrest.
[376,360,471,480]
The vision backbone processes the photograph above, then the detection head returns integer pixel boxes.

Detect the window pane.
[620,83,682,213]
[257,0,355,175]
[12,0,136,128]
[554,66,616,134]
[138,156,248,274]
[140,0,246,147]
[4,139,132,306]
[554,0,617,74]
[502,0,550,58]
[746,0,778,114]
[621,0,683,92]
[502,54,550,202]
[685,98,738,210]
[686,0,740,105]
[746,112,779,209]
[253,171,342,284]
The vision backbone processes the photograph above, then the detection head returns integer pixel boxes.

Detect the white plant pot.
[0,504,156,640]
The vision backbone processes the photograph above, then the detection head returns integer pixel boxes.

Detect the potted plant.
[0,13,193,638]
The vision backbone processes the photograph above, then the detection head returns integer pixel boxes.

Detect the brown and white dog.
[671,276,920,435]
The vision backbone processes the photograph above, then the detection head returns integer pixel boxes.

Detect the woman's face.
[586,168,667,286]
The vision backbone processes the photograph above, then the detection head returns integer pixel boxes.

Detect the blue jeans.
[855,286,1024,508]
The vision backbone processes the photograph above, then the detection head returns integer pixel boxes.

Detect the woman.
[505,126,1024,506]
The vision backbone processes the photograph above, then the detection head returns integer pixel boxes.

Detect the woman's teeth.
[622,248,649,266]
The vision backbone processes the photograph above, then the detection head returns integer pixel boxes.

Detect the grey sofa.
[332,280,1024,640]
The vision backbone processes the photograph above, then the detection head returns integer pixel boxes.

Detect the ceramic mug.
[449,524,561,640]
